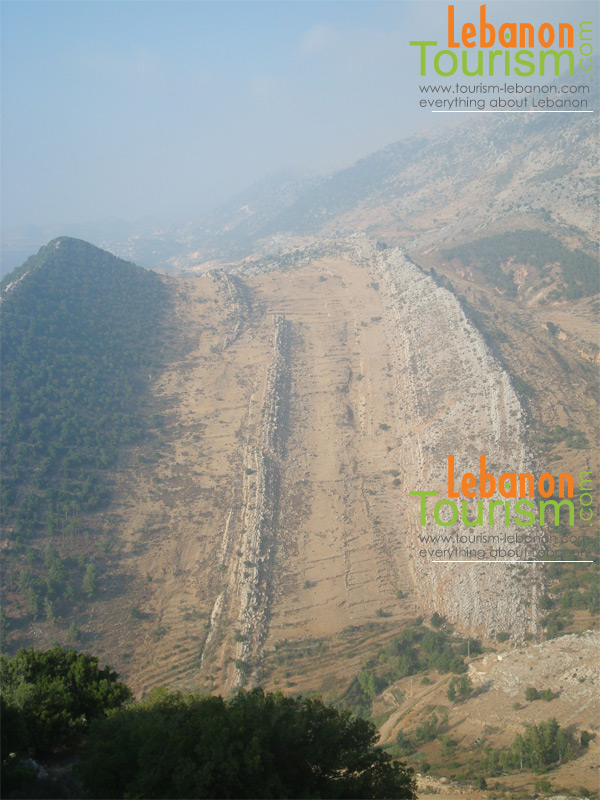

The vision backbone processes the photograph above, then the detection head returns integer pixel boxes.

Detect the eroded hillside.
[5,236,556,700]
[3,227,598,800]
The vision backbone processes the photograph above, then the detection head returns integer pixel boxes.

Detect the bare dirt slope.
[68,236,550,701]
[82,252,418,696]
[15,237,597,799]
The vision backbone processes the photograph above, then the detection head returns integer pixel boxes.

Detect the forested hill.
[0,237,167,546]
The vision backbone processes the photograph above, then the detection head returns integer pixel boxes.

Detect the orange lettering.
[480,4,495,47]
[518,473,534,498]
[539,473,555,498]
[558,473,573,498]
[499,22,517,47]
[499,472,517,498]
[539,23,554,47]
[462,472,477,498]
[519,22,534,47]
[462,22,476,47]
[558,23,573,48]
[447,5,460,47]
[480,454,495,498]
[448,455,460,497]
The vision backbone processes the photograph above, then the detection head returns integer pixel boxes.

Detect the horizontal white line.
[432,110,594,113]
[432,560,594,563]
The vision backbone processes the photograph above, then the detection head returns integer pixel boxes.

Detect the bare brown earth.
[66,253,418,696]
[17,238,598,798]
[5,109,597,800]
[59,236,552,701]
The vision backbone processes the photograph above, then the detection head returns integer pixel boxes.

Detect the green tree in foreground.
[79,687,417,799]
[1,647,415,798]
[0,646,131,756]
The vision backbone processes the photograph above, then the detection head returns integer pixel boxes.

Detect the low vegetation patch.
[344,621,481,715]
[442,230,598,299]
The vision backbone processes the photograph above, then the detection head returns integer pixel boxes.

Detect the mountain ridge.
[1,98,598,800]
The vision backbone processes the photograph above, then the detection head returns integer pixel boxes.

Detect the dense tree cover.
[442,230,598,299]
[1,237,167,541]
[1,647,415,799]
[0,542,104,644]
[79,686,416,799]
[481,718,576,775]
[0,646,131,757]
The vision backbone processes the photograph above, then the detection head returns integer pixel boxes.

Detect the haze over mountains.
[3,91,597,277]
[2,105,598,796]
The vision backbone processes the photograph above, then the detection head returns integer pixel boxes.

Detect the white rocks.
[210,269,251,349]
[337,233,543,640]
[232,316,291,685]
[232,231,545,643]
[374,243,543,639]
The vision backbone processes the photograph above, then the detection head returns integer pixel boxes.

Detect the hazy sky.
[2,0,597,230]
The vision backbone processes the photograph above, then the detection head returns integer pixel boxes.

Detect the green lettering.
[515,499,536,527]
[434,499,458,527]
[410,490,437,526]
[434,49,458,76]
[514,50,535,77]
[539,499,575,526]
[409,40,437,76]
[540,49,574,76]
[461,500,483,527]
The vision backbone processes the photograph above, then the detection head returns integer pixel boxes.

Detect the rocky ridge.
[232,315,291,685]
[356,235,543,640]
[209,269,252,350]
[198,313,292,689]
[234,233,544,640]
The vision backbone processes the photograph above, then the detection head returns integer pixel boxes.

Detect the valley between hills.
[58,236,544,699]
[2,102,599,796]
[6,234,596,796]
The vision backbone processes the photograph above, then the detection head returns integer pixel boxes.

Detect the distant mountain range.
[4,91,597,277]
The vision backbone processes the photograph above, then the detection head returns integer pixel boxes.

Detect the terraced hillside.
[3,228,597,799]
[5,235,541,699]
